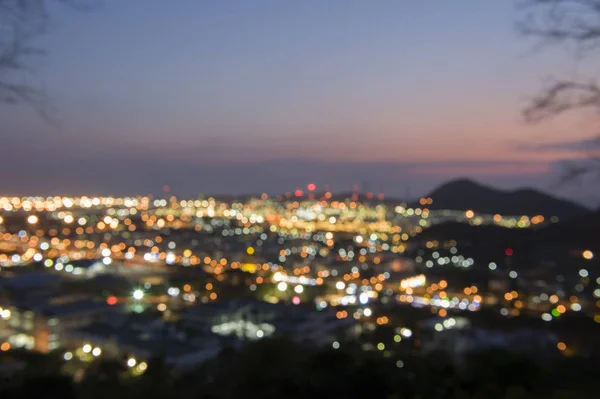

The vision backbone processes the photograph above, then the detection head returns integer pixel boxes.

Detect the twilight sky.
[1,0,598,205]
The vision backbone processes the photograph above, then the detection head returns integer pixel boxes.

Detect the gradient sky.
[1,0,598,205]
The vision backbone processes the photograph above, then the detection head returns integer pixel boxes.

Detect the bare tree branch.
[518,0,600,122]
[0,0,96,118]
[517,0,600,57]
[517,1,600,189]
[524,79,600,122]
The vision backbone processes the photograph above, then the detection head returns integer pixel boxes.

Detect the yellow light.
[583,250,594,260]
[465,210,474,219]
[246,247,255,255]
[27,215,39,224]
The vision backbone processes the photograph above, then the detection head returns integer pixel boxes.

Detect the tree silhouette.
[518,0,600,184]
[0,0,94,117]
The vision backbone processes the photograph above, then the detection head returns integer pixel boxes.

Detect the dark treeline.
[0,339,598,399]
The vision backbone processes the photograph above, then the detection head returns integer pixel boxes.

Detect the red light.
[307,183,316,192]
[162,185,170,193]
[505,248,514,256]
[294,189,304,197]
[292,296,301,305]
[106,296,117,305]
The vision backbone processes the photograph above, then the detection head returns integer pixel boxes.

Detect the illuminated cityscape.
[2,1,600,398]
[0,185,598,383]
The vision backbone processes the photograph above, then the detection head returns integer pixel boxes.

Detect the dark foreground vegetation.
[0,339,598,399]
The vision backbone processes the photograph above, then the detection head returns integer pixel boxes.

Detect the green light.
[551,308,560,317]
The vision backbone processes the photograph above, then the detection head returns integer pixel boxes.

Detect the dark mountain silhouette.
[416,179,588,218]
[533,210,600,250]
[412,210,600,255]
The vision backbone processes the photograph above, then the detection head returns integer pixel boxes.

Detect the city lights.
[133,289,144,300]
[0,185,593,383]
[277,282,287,292]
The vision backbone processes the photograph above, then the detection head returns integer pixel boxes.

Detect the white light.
[102,257,112,265]
[101,248,111,257]
[400,328,412,338]
[396,360,404,368]
[509,271,518,279]
[541,313,552,322]
[127,358,137,367]
[168,287,180,296]
[82,344,92,353]
[332,341,340,349]
[294,285,304,294]
[40,242,49,251]
[435,323,443,331]
[488,262,497,271]
[133,289,144,300]
[400,274,426,290]
[92,347,102,356]
[166,253,176,264]
[273,272,283,282]
[335,281,345,290]
[63,352,73,361]
[256,330,264,338]
[138,362,147,371]
[579,269,589,278]
[359,292,369,305]
[33,253,43,262]
[1,309,11,319]
[570,303,582,311]
[363,308,372,317]
[277,282,287,292]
